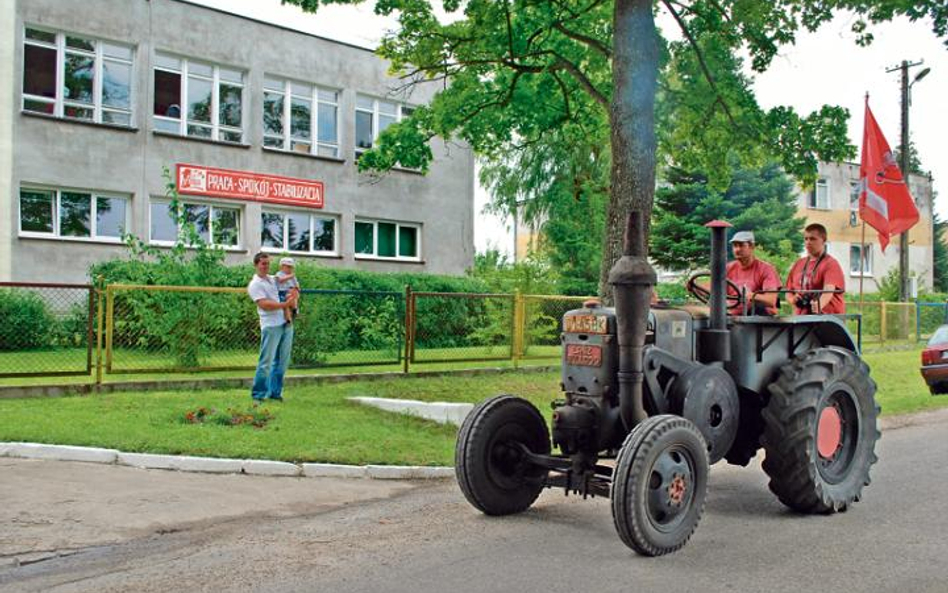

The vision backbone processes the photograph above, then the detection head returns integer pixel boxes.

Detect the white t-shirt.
[247,274,285,328]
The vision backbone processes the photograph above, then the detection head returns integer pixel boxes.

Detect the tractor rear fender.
[725,315,858,396]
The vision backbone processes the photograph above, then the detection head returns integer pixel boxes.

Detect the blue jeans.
[251,323,294,401]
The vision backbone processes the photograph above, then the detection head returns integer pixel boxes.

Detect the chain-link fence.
[106,284,257,373]
[917,301,948,342]
[106,285,405,373]
[295,289,403,368]
[8,279,948,383]
[0,282,95,378]
[520,295,591,360]
[408,291,515,364]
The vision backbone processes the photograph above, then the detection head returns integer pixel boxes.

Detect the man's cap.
[730,230,755,244]
[279,257,296,266]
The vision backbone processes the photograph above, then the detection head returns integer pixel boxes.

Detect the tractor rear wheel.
[611,415,710,556]
[455,395,551,516]
[762,347,880,513]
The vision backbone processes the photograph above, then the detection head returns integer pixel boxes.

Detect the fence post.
[879,301,887,345]
[105,285,115,372]
[917,302,922,342]
[95,277,104,386]
[512,290,524,367]
[403,285,412,374]
[905,302,922,342]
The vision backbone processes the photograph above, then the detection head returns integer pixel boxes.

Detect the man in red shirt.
[726,230,781,315]
[785,223,846,314]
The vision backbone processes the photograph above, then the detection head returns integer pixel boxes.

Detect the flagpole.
[859,220,866,309]
[859,92,868,312]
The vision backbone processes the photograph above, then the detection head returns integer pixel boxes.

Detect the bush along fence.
[1,280,947,382]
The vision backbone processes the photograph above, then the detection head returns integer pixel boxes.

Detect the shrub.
[50,303,91,348]
[0,289,54,350]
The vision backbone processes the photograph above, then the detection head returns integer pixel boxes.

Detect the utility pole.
[886,59,929,301]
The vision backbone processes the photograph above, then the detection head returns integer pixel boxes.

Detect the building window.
[354,219,420,260]
[260,210,337,254]
[849,180,861,212]
[807,178,830,209]
[153,54,244,143]
[850,243,872,276]
[354,94,414,160]
[150,199,241,247]
[22,27,133,125]
[18,188,128,241]
[263,77,339,157]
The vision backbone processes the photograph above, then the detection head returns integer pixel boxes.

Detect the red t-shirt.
[785,253,846,314]
[726,259,781,315]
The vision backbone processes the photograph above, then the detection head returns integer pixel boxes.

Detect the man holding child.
[247,252,298,403]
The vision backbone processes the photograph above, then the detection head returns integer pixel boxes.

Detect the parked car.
[920,325,948,395]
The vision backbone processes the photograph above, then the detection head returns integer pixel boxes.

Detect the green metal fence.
[4,279,946,385]
[104,284,404,373]
[0,282,95,378]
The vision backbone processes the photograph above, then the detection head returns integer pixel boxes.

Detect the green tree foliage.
[284,0,946,298]
[479,126,609,296]
[468,249,558,295]
[651,162,804,274]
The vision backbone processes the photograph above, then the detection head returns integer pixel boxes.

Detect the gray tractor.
[455,215,879,556]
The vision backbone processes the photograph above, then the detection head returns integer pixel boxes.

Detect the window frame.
[354,94,414,160]
[152,53,245,143]
[807,177,830,210]
[849,242,873,277]
[260,208,339,256]
[17,186,129,243]
[849,180,861,212]
[353,218,421,261]
[22,26,134,125]
[262,76,340,158]
[148,197,243,249]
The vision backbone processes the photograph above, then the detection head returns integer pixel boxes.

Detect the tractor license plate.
[566,344,602,367]
[564,314,608,334]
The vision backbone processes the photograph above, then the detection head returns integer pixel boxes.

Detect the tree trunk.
[599,0,659,303]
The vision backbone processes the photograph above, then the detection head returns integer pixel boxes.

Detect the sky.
[191,0,947,257]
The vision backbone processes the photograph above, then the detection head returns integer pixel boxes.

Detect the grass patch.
[0,372,563,466]
[0,348,943,466]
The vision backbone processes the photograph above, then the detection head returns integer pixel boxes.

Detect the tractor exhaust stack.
[699,220,732,362]
[608,211,656,430]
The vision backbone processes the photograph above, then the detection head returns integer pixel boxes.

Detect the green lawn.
[0,348,943,467]
[0,372,562,466]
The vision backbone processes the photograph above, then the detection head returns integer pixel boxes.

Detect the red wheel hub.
[817,406,843,459]
[668,474,687,506]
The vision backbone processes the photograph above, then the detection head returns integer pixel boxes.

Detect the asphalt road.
[2,409,947,593]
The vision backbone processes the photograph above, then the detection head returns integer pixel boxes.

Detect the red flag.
[859,97,920,251]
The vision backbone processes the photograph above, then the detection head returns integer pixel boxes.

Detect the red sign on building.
[176,164,324,209]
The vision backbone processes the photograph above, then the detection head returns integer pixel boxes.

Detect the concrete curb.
[0,442,453,481]
[349,397,474,426]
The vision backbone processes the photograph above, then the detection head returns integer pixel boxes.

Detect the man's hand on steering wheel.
[685,272,744,308]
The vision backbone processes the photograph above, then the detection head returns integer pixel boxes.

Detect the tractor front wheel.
[611,415,710,556]
[762,347,880,513]
[455,395,551,516]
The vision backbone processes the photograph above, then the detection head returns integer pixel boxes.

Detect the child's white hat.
[279,257,296,267]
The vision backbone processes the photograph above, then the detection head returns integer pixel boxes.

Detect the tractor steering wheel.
[686,272,744,309]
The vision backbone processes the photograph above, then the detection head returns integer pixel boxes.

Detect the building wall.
[0,0,14,281]
[7,0,475,283]
[795,161,935,294]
